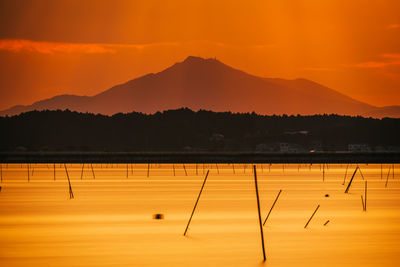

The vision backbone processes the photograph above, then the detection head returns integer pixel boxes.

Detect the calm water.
[0,163,399,266]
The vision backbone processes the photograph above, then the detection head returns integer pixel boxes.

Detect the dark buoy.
[325,194,329,197]
[153,213,164,220]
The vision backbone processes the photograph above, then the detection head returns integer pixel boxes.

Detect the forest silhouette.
[0,108,399,152]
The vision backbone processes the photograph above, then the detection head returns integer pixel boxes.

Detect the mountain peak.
[182,56,220,64]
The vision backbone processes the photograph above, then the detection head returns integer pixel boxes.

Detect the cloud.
[387,24,400,29]
[353,53,400,69]
[0,39,180,54]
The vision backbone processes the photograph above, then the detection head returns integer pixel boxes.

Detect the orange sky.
[0,0,399,110]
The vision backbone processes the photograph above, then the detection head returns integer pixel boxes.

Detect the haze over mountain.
[1,56,399,118]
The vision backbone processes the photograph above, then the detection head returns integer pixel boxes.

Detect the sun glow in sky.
[0,0,399,110]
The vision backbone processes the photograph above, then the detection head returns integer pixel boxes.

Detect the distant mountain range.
[1,56,399,118]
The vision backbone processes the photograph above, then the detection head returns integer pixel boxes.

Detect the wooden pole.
[196,164,198,175]
[0,164,2,183]
[385,166,391,188]
[90,164,95,179]
[80,164,84,180]
[27,164,30,182]
[126,164,129,178]
[342,164,349,185]
[323,163,325,181]
[345,167,359,193]
[232,163,235,174]
[393,164,395,179]
[183,164,188,176]
[381,164,383,179]
[173,164,175,176]
[147,163,150,178]
[304,205,320,228]
[64,164,74,199]
[216,164,219,174]
[252,165,266,261]
[54,163,56,181]
[358,165,365,180]
[183,170,210,236]
[364,181,367,211]
[263,189,282,226]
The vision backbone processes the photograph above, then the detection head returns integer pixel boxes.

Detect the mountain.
[1,56,399,117]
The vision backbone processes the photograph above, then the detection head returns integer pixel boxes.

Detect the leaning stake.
[385,167,391,188]
[304,205,320,228]
[253,165,267,261]
[90,164,95,179]
[80,164,84,180]
[183,170,210,236]
[183,164,188,176]
[364,181,367,211]
[345,167,359,193]
[64,164,74,199]
[342,164,349,185]
[263,189,282,226]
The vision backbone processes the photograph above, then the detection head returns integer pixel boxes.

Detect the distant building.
[283,130,309,135]
[279,143,305,153]
[348,144,371,152]
[255,143,277,152]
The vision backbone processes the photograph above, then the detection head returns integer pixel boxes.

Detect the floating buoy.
[153,213,164,220]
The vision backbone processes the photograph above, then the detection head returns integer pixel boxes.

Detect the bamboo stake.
[385,167,391,188]
[253,165,266,261]
[364,181,367,211]
[64,164,74,199]
[304,205,320,228]
[393,164,395,179]
[183,164,187,176]
[345,167,359,193]
[263,189,282,226]
[183,170,210,236]
[357,165,365,180]
[90,164,95,179]
[80,164,84,180]
[342,164,349,185]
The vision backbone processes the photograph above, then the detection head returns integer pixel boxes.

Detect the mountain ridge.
[1,56,399,118]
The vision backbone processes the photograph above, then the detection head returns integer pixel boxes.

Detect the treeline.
[0,108,399,152]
